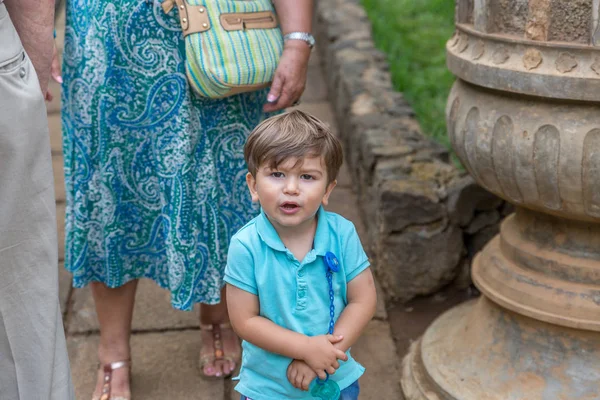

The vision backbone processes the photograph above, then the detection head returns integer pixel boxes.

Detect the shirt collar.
[256,206,330,256]
[313,206,330,256]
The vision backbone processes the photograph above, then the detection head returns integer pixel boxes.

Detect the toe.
[225,359,236,374]
[203,363,216,376]
[213,359,226,377]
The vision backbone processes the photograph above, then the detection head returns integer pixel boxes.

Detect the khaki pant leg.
[0,4,74,399]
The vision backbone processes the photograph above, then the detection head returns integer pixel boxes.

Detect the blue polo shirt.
[224,206,370,400]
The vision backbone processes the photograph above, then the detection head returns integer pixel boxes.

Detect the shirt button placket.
[296,265,307,310]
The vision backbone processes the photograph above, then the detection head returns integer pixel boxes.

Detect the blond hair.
[244,110,343,184]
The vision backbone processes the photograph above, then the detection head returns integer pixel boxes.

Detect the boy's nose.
[283,179,300,194]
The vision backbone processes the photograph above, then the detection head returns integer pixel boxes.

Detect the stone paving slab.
[58,261,71,315]
[388,287,477,360]
[53,154,66,203]
[48,113,62,154]
[228,380,240,400]
[372,279,388,321]
[353,320,404,399]
[56,202,65,262]
[309,48,321,67]
[67,331,224,399]
[46,78,62,115]
[302,64,329,103]
[335,162,352,189]
[294,102,337,135]
[68,280,200,334]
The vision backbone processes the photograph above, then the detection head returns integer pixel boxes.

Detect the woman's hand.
[45,42,62,102]
[263,41,311,113]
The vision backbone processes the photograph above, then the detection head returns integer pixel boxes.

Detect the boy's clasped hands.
[286,334,347,391]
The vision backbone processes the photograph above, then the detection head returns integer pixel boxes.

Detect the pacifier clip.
[310,251,342,400]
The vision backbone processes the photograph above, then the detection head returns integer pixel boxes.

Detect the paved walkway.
[48,8,402,399]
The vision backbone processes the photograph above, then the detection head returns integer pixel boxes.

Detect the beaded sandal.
[91,359,132,400]
[199,323,240,380]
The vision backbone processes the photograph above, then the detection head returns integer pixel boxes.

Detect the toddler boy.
[225,110,377,400]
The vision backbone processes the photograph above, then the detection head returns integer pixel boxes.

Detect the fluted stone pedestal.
[401,1,600,398]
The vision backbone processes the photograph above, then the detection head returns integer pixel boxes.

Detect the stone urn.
[401,1,600,398]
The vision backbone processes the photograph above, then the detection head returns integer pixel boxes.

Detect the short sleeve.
[343,224,370,282]
[224,236,258,295]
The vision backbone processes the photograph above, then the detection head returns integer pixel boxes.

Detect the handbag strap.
[161,0,211,36]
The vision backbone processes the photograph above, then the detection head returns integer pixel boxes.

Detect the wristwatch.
[283,32,316,49]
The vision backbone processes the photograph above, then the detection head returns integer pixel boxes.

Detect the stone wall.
[313,0,509,303]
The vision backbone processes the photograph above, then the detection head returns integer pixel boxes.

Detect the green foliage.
[362,0,456,148]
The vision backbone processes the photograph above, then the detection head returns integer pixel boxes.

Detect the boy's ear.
[246,172,260,203]
[321,179,337,206]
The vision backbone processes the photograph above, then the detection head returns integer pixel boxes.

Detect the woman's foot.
[89,281,137,400]
[199,297,241,379]
[91,348,131,400]
[199,323,241,379]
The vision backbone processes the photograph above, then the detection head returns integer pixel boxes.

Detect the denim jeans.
[241,380,360,400]
[338,380,360,400]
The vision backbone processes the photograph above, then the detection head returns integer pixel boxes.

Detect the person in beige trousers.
[0,0,74,398]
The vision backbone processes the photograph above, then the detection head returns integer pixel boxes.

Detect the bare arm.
[272,0,313,36]
[264,0,314,112]
[227,284,311,359]
[226,284,347,379]
[331,268,378,353]
[5,0,55,94]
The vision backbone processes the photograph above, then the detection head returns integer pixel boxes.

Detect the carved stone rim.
[401,338,454,400]
[447,80,600,221]
[447,24,600,101]
[474,235,600,331]
[455,23,600,51]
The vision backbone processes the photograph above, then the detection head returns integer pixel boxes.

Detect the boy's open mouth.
[280,202,300,211]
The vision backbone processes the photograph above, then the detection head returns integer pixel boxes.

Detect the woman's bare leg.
[91,280,138,398]
[199,287,241,377]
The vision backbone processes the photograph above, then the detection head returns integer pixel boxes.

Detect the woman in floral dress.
[59,0,313,397]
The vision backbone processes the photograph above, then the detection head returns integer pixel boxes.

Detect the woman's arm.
[226,284,348,379]
[264,0,314,112]
[331,268,378,353]
[272,0,313,35]
[5,0,55,94]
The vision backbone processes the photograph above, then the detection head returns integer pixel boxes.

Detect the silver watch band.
[283,32,315,49]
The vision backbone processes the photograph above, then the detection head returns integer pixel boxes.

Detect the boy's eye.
[300,174,314,180]
[270,172,284,178]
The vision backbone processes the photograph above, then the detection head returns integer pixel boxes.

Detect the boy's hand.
[302,334,348,379]
[287,359,317,391]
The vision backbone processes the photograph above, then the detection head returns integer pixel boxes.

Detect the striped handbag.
[161,0,284,98]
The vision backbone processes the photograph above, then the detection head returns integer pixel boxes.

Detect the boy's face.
[246,156,336,232]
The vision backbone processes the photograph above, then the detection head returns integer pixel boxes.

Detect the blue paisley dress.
[61,0,266,310]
